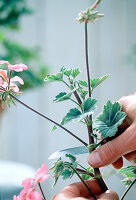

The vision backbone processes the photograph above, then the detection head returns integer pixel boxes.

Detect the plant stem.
[10,94,88,146]
[8,70,12,89]
[85,22,91,98]
[84,22,108,192]
[38,183,46,200]
[65,164,97,200]
[70,98,81,107]
[76,167,94,178]
[121,179,136,200]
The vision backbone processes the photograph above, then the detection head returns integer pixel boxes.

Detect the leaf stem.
[38,182,46,200]
[70,98,81,107]
[10,94,88,146]
[121,179,136,200]
[65,164,97,200]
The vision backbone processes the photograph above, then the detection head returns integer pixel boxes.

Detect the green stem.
[38,183,46,200]
[70,98,81,107]
[121,179,136,200]
[90,0,102,11]
[95,138,105,148]
[62,80,70,88]
[65,164,97,200]
[10,94,88,146]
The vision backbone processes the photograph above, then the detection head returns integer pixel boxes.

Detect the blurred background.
[0,0,136,199]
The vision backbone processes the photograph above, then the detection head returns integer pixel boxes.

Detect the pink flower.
[27,188,42,200]
[35,164,50,184]
[0,60,28,72]
[0,70,24,92]
[8,63,28,72]
[13,195,20,200]
[13,164,49,200]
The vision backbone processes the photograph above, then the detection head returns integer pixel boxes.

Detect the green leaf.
[79,80,88,87]
[78,88,88,100]
[61,67,72,77]
[121,178,132,187]
[79,75,109,91]
[65,154,76,163]
[48,146,89,160]
[83,97,97,116]
[50,159,65,186]
[65,108,82,122]
[119,166,136,178]
[62,168,73,180]
[81,167,94,180]
[53,92,72,102]
[71,68,80,78]
[94,101,126,138]
[51,117,67,132]
[91,75,109,91]
[44,72,63,82]
[52,125,57,131]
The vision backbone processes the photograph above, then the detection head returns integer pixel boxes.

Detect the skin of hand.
[53,180,119,200]
[88,93,136,169]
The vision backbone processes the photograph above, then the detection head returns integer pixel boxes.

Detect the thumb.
[88,123,136,167]
[98,190,119,200]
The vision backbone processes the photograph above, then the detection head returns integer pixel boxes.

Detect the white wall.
[0,0,136,199]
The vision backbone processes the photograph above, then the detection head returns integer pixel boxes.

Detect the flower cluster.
[0,60,28,108]
[13,164,50,200]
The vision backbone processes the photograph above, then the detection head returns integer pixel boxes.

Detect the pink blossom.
[0,60,9,65]
[0,70,24,92]
[0,60,28,72]
[8,63,28,72]
[13,164,49,200]
[35,164,50,184]
[13,195,20,200]
[27,188,42,200]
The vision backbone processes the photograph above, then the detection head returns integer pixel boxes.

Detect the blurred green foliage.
[0,0,48,91]
[0,0,32,28]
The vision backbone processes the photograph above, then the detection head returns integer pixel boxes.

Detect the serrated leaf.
[62,169,73,180]
[52,125,57,131]
[44,72,63,82]
[51,159,65,186]
[79,75,109,91]
[83,97,97,116]
[65,108,82,122]
[65,154,76,163]
[78,88,88,100]
[122,178,132,187]
[119,166,136,178]
[51,117,67,132]
[91,75,109,91]
[71,68,80,78]
[53,92,72,102]
[48,146,89,160]
[94,101,126,138]
[81,174,92,180]
[79,80,88,87]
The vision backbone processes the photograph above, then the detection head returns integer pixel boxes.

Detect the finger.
[124,150,136,163]
[54,180,102,200]
[98,190,119,200]
[88,123,136,168]
[112,157,123,169]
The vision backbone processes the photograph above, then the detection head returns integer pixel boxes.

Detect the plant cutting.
[0,1,136,200]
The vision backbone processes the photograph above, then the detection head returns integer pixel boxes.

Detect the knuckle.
[100,141,116,163]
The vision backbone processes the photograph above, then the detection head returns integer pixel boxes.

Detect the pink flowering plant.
[0,1,136,200]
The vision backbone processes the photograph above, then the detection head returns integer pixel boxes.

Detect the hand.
[88,93,136,169]
[53,180,119,200]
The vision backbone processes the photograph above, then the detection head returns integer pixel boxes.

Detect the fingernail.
[88,152,102,166]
